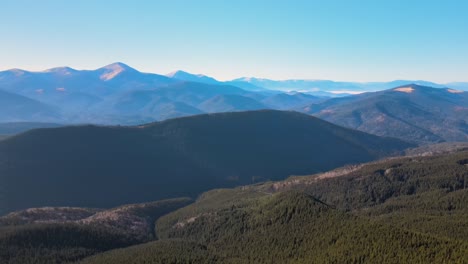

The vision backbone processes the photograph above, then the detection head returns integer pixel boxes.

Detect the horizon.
[1,0,468,82]
[1,61,467,85]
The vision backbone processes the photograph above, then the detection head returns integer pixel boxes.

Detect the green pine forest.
[1,150,467,263]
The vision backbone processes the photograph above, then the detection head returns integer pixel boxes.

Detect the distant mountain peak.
[99,62,137,81]
[166,70,190,77]
[165,70,178,78]
[166,70,219,84]
[44,67,77,75]
[166,70,208,78]
[4,68,29,77]
[101,62,134,70]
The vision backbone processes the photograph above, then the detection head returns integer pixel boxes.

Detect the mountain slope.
[0,122,62,135]
[0,89,60,122]
[164,70,267,91]
[262,92,322,109]
[63,81,263,124]
[95,90,204,122]
[79,151,468,263]
[224,80,267,91]
[0,110,412,214]
[300,84,468,143]
[0,198,191,264]
[198,94,268,112]
[87,82,264,123]
[1,149,466,263]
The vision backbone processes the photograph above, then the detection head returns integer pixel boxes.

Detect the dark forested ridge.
[0,110,411,214]
[0,122,62,135]
[80,150,468,263]
[0,149,465,263]
[1,110,465,263]
[0,198,192,264]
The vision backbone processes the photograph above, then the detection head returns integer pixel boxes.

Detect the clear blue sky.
[1,0,467,82]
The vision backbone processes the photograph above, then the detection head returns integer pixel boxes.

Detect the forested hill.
[0,110,412,214]
[82,150,468,263]
[1,149,466,263]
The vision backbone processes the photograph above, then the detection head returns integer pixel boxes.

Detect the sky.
[1,0,467,82]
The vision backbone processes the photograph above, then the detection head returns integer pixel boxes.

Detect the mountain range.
[164,69,468,93]
[0,110,412,215]
[300,84,468,144]
[0,63,322,125]
[232,77,468,93]
[0,63,467,144]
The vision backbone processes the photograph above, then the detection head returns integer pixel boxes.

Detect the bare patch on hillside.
[447,89,464,94]
[394,87,414,93]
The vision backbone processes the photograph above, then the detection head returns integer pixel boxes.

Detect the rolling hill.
[0,110,412,214]
[81,150,468,264]
[1,148,466,263]
[300,84,468,144]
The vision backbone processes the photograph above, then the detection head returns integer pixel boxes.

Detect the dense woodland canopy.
[0,149,466,263]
